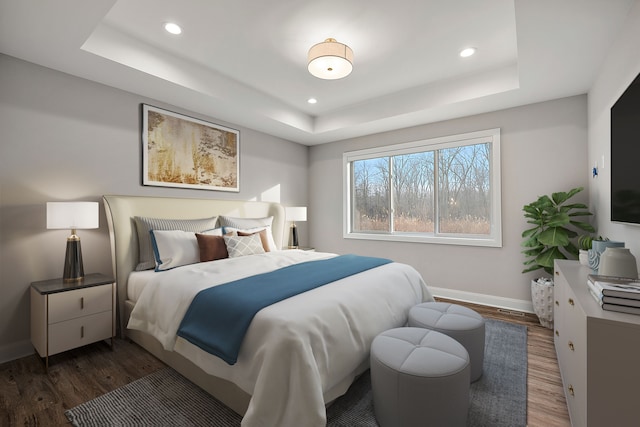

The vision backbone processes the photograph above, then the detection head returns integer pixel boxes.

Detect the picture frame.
[142,104,240,192]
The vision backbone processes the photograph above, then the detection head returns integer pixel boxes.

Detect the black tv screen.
[611,71,640,224]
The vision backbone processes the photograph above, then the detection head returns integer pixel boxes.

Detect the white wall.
[0,54,309,362]
[309,95,589,309]
[588,0,640,260]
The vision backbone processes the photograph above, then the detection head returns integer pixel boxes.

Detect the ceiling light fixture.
[164,22,182,35]
[308,38,353,80]
[307,98,317,104]
[460,47,476,58]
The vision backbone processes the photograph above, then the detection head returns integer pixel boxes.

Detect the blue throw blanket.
[177,254,392,364]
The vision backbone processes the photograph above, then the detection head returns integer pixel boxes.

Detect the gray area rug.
[66,319,527,426]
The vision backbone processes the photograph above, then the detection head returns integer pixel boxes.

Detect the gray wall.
[309,95,589,307]
[588,1,640,261]
[0,54,309,362]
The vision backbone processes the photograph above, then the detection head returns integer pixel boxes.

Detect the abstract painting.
[142,104,239,192]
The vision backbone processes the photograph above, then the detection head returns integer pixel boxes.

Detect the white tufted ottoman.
[408,302,485,382]
[370,327,470,427]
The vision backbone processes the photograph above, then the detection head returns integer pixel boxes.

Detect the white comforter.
[128,250,432,427]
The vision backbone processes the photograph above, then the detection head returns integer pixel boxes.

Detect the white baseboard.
[429,286,534,314]
[0,339,34,365]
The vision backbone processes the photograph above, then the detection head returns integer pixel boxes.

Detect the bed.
[103,194,432,427]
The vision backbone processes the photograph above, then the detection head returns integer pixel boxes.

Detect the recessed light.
[460,47,476,58]
[307,98,318,104]
[164,22,182,35]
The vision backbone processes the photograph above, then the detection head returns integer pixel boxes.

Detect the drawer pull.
[555,330,559,337]
[568,385,575,396]
[568,298,574,306]
[81,326,84,338]
[81,297,84,310]
[568,341,574,351]
[555,300,559,306]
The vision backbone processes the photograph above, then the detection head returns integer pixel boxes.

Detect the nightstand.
[30,273,116,371]
[287,247,316,251]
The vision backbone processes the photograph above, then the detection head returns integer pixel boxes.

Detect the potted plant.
[522,187,595,328]
[578,234,594,266]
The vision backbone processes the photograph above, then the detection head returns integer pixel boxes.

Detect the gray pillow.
[219,215,273,229]
[223,234,266,258]
[134,215,218,270]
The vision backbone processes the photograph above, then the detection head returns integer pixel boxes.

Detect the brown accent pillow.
[196,234,229,262]
[238,229,271,252]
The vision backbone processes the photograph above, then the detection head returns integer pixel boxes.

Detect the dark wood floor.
[0,299,571,426]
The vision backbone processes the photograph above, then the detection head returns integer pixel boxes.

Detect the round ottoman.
[370,327,470,427]
[409,302,485,382]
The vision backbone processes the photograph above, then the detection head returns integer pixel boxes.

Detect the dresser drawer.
[48,310,113,355]
[48,284,112,324]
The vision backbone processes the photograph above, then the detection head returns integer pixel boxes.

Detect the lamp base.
[63,238,84,281]
[289,224,299,249]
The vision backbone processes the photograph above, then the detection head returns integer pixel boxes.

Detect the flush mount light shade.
[308,38,353,80]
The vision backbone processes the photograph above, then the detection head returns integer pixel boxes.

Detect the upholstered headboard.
[102,195,286,335]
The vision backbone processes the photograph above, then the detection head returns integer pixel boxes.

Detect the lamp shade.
[308,38,353,80]
[285,207,307,222]
[47,202,99,230]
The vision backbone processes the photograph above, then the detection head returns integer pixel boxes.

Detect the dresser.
[554,260,640,426]
[30,273,116,371]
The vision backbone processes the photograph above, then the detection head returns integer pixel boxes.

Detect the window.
[343,128,501,247]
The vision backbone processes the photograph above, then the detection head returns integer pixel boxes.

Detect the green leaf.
[521,227,540,238]
[537,247,566,268]
[538,227,570,247]
[545,212,571,227]
[565,204,590,211]
[569,220,595,232]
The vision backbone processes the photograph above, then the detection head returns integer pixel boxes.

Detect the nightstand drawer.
[48,285,112,324]
[48,310,113,355]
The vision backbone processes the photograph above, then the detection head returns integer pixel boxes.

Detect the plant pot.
[531,278,554,329]
[579,249,589,266]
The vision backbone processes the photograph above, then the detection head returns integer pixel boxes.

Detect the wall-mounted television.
[611,70,640,224]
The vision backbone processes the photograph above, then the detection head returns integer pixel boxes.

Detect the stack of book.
[587,274,640,315]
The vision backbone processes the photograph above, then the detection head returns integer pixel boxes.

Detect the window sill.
[343,232,502,248]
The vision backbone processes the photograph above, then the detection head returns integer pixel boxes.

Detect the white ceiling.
[0,0,635,145]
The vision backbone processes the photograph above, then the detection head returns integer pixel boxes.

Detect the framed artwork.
[142,104,239,192]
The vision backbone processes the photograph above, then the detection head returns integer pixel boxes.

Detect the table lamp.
[46,201,99,281]
[285,207,307,249]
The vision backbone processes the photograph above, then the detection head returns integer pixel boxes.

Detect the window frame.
[343,128,502,247]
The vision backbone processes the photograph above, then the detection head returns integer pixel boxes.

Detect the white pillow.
[151,228,222,271]
[134,215,219,270]
[223,233,265,258]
